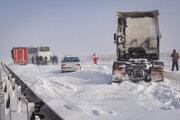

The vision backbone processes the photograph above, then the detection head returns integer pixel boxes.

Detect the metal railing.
[0,60,63,120]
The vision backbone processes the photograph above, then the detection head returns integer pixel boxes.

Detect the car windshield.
[63,57,80,62]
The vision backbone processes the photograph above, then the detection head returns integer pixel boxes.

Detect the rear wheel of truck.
[144,75,151,82]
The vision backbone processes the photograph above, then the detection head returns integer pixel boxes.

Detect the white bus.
[27,46,51,64]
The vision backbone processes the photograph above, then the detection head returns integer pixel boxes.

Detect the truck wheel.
[112,62,116,74]
[144,75,151,82]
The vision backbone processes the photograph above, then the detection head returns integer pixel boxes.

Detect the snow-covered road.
[7,57,180,120]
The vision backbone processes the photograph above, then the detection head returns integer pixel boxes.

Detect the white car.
[61,56,81,73]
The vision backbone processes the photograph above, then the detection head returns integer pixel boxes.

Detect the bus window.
[39,47,50,52]
[28,48,38,54]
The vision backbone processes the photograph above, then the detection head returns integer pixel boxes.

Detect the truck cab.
[112,10,164,83]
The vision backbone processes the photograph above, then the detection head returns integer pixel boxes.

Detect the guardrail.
[0,60,63,120]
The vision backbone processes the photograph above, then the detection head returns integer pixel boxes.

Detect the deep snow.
[7,54,180,120]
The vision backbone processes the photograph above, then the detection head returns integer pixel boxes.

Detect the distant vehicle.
[11,47,28,64]
[27,46,51,64]
[61,56,81,73]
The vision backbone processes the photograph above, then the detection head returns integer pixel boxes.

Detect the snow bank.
[6,55,180,120]
[129,81,180,110]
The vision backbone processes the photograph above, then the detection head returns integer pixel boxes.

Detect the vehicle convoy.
[112,10,164,83]
[11,46,51,64]
[27,46,51,64]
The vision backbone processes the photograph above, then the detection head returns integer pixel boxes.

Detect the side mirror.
[114,33,116,40]
[159,33,162,40]
[114,33,117,44]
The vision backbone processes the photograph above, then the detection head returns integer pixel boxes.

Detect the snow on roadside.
[130,80,180,110]
[7,58,180,120]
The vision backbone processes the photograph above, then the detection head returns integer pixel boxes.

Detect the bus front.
[38,46,51,63]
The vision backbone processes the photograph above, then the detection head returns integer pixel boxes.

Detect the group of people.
[31,55,58,65]
[30,50,179,69]
[51,55,58,64]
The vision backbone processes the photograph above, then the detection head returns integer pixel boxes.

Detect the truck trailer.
[11,47,28,64]
[112,10,164,83]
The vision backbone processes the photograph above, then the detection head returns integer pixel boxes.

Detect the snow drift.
[7,53,180,120]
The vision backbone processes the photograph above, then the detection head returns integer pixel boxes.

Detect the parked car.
[61,56,81,73]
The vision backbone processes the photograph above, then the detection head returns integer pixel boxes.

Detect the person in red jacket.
[92,53,98,65]
[171,49,179,71]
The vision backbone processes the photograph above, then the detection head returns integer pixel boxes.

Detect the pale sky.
[0,0,180,60]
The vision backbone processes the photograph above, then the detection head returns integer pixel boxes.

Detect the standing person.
[35,56,39,65]
[55,56,58,64]
[52,55,55,64]
[39,56,43,65]
[31,56,34,64]
[171,49,179,71]
[92,53,98,65]
[44,56,48,65]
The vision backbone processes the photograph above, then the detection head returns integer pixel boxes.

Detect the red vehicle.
[11,47,28,64]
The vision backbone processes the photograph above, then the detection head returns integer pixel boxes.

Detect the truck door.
[23,48,27,64]
[13,48,27,64]
[13,48,18,63]
[18,48,22,64]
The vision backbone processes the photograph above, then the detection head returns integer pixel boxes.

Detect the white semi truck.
[112,10,164,83]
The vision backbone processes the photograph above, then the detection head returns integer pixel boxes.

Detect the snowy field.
[7,53,180,120]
